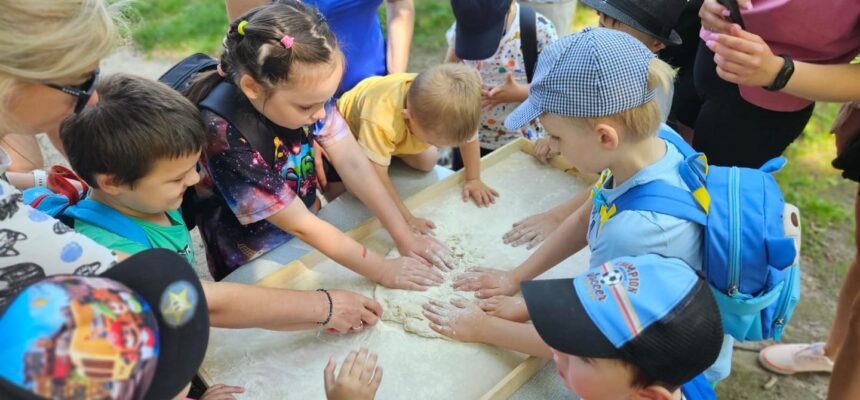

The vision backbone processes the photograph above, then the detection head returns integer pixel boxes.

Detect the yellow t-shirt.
[337,73,431,166]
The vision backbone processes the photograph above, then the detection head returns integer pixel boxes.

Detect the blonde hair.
[0,0,124,131]
[407,63,482,144]
[583,58,676,141]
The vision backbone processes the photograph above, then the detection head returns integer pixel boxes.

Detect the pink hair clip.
[216,63,227,78]
[280,35,295,49]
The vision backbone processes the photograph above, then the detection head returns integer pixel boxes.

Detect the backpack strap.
[159,53,218,92]
[601,181,707,232]
[681,374,717,400]
[200,81,277,166]
[519,6,538,83]
[63,199,153,248]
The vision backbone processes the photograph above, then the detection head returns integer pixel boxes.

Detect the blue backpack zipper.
[772,264,799,339]
[728,167,741,297]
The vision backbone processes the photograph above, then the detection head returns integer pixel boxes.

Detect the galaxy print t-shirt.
[195,101,348,280]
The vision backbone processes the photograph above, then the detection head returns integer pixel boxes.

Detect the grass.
[124,0,227,56]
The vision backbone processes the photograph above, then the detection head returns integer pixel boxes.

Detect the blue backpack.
[22,167,153,249]
[599,125,801,342]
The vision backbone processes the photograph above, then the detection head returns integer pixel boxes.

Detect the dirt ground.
[37,46,845,399]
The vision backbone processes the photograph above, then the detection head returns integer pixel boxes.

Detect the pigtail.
[182,2,339,107]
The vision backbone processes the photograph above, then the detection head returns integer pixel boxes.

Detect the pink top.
[701,0,860,112]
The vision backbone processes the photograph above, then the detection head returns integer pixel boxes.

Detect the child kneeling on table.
[337,63,499,234]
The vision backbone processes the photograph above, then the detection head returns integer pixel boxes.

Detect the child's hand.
[532,138,558,164]
[407,215,436,235]
[503,211,562,249]
[324,348,383,400]
[482,72,529,109]
[422,298,488,342]
[377,257,444,291]
[200,384,245,400]
[478,295,530,322]
[398,234,457,271]
[462,179,499,208]
[452,267,520,298]
[325,290,383,334]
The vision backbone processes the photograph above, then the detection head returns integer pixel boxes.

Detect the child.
[429,28,731,381]
[59,73,383,335]
[336,64,497,233]
[503,0,688,250]
[181,2,453,281]
[522,254,723,399]
[447,0,558,165]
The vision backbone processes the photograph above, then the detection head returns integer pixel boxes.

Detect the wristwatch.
[764,54,795,92]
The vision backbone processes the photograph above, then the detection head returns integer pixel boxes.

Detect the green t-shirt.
[75,209,195,265]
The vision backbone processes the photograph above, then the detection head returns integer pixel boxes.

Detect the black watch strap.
[764,54,795,92]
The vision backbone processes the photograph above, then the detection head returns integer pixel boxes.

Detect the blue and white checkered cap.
[505,27,657,130]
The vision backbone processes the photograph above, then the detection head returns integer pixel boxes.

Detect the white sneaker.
[758,342,834,374]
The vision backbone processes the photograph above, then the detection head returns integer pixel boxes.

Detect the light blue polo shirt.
[585,136,704,271]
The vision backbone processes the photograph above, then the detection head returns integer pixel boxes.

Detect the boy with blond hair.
[337,64,498,234]
[426,28,734,382]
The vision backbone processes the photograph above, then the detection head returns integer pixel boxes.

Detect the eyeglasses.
[44,68,100,114]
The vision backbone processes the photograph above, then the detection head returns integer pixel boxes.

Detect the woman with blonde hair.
[0,0,122,296]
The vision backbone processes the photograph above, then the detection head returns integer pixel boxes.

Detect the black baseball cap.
[451,0,512,60]
[0,249,209,400]
[582,0,686,45]
[101,249,209,400]
[522,254,723,387]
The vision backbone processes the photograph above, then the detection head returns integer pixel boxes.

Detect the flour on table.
[374,235,484,339]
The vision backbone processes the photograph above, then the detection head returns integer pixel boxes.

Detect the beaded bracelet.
[316,288,333,325]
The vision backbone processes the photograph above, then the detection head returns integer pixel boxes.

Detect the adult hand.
[452,267,520,298]
[422,298,488,342]
[463,178,500,208]
[324,348,383,400]
[532,137,558,164]
[398,234,457,271]
[707,24,785,88]
[376,257,444,291]
[324,290,383,334]
[503,211,561,249]
[482,72,529,109]
[407,215,436,235]
[699,0,752,35]
[478,295,530,322]
[199,384,245,400]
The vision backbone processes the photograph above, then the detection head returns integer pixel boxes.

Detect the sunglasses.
[44,68,100,114]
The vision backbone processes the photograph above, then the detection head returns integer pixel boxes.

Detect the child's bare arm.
[326,131,454,269]
[503,189,589,249]
[460,139,499,207]
[370,161,435,235]
[453,198,591,297]
[267,199,444,290]
[422,299,552,358]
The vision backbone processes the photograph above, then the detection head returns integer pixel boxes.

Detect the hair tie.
[237,20,248,36]
[216,63,227,78]
[280,35,295,49]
